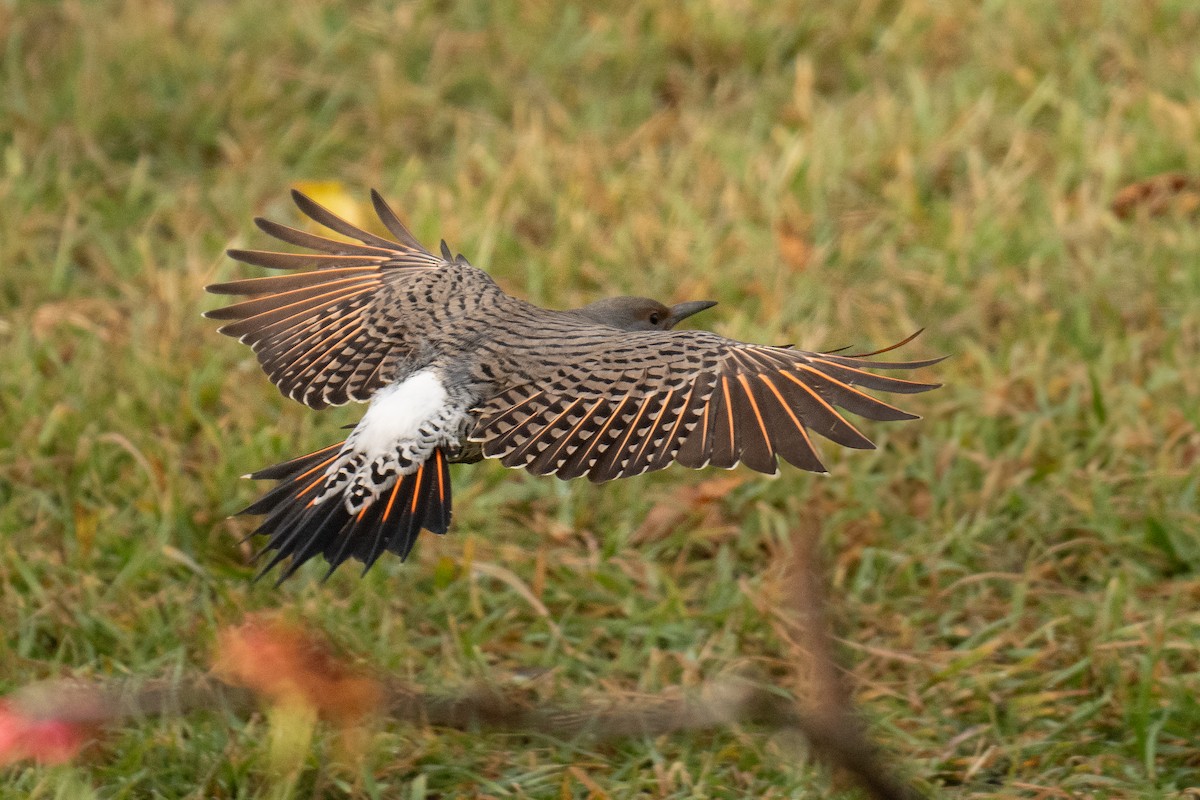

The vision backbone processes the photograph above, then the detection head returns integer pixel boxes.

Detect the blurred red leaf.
[213,615,383,728]
[0,699,97,765]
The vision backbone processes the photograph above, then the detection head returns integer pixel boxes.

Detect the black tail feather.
[394,467,427,562]
[353,478,399,571]
[246,442,342,481]
[240,445,341,518]
[400,471,431,561]
[237,442,454,581]
[430,448,452,532]
[270,493,347,584]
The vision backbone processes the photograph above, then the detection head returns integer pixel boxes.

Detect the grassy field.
[2,0,1199,796]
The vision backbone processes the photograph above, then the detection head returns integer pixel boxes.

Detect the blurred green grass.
[2,0,1199,796]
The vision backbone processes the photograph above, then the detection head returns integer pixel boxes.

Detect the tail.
[237,442,453,582]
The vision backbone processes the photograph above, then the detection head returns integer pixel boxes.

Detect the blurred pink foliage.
[0,699,94,765]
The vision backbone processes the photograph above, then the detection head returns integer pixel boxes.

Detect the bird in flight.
[206,190,941,581]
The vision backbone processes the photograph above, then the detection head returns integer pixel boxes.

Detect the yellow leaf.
[292,181,367,229]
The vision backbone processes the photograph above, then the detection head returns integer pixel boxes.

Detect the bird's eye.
[649,312,662,325]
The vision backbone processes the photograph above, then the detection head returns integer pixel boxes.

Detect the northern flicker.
[206,190,941,580]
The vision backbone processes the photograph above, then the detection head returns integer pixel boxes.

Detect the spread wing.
[205,190,469,410]
[471,330,941,482]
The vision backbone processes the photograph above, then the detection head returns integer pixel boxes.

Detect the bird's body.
[207,190,940,580]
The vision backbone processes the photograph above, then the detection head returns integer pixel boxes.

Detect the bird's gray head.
[575,296,718,332]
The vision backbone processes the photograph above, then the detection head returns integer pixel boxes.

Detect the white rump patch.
[352,370,449,458]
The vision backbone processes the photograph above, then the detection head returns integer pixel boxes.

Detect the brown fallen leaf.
[775,220,813,272]
[630,474,748,545]
[30,297,126,339]
[1111,172,1200,219]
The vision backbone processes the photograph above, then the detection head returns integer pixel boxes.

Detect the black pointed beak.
[666,300,718,328]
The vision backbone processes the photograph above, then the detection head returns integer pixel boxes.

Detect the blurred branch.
[775,525,925,800]
[4,539,925,799]
[8,671,864,748]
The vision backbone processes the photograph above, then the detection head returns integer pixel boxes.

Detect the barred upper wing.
[471,330,941,482]
[205,190,464,410]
